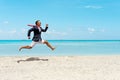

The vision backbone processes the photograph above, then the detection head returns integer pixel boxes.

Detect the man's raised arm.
[41,24,48,32]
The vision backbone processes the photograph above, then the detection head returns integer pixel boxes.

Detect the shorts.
[30,40,45,47]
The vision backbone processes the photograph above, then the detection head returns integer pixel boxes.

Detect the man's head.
[35,20,41,27]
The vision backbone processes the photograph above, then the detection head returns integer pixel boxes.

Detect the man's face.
[37,21,41,27]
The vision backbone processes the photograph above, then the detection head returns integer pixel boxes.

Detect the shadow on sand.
[17,57,48,63]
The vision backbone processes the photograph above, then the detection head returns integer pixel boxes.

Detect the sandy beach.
[0,56,120,80]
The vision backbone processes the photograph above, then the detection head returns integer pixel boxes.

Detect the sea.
[0,40,120,56]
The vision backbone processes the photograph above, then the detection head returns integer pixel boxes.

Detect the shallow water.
[0,40,120,56]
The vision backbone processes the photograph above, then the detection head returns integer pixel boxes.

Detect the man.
[19,20,55,51]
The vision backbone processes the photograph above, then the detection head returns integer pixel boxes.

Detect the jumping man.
[19,20,55,51]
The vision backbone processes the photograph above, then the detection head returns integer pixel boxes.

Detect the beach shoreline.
[0,56,120,80]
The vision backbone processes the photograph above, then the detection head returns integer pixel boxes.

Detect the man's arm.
[27,28,34,39]
[41,24,48,32]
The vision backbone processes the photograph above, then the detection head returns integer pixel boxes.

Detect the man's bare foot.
[52,47,56,51]
[19,47,22,51]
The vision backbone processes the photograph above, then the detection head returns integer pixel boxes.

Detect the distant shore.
[0,56,120,80]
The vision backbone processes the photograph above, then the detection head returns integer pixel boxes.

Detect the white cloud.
[87,27,106,34]
[46,30,68,36]
[9,30,17,34]
[85,5,103,9]
[100,29,105,32]
[0,30,2,33]
[21,29,27,33]
[88,28,95,33]
[3,21,9,24]
[0,30,17,34]
[0,30,4,33]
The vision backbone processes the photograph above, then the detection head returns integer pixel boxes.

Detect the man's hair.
[35,20,40,25]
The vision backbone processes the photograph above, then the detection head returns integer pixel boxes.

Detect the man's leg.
[43,40,55,50]
[19,46,32,51]
[19,41,36,51]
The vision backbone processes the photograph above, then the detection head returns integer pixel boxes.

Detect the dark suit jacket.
[28,26,48,42]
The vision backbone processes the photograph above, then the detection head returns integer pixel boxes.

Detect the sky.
[0,0,120,40]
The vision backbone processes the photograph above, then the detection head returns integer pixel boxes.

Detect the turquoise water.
[0,40,120,56]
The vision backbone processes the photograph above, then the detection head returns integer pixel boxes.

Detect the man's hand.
[28,36,30,39]
[46,24,48,27]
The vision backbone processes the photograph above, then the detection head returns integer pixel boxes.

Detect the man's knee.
[29,47,32,49]
[28,46,32,49]
[44,40,48,44]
